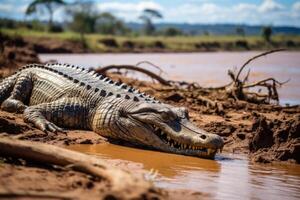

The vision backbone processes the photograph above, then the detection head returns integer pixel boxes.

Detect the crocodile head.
[93,101,224,159]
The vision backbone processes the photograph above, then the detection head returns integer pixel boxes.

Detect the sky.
[0,0,300,27]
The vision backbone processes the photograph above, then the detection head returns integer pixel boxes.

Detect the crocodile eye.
[160,109,177,121]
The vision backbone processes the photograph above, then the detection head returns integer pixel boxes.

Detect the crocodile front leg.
[24,97,90,133]
[1,72,33,113]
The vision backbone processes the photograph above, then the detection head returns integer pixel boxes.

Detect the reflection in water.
[70,143,220,178]
[69,143,300,200]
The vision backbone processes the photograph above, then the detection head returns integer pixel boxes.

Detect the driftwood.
[196,95,224,113]
[223,49,288,104]
[136,61,165,76]
[96,63,171,86]
[94,50,288,114]
[235,49,285,82]
[0,137,150,194]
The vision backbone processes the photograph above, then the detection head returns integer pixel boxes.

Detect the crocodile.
[0,63,224,158]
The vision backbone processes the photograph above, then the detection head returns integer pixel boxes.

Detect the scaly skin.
[0,63,224,158]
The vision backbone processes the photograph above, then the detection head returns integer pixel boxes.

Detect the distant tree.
[203,30,210,36]
[66,2,98,48]
[95,12,130,35]
[0,18,16,29]
[139,9,162,35]
[236,27,245,37]
[163,27,182,36]
[262,26,272,43]
[25,0,66,31]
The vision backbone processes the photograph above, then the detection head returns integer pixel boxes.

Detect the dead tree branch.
[95,65,171,86]
[95,50,289,108]
[0,137,149,194]
[235,49,286,82]
[223,49,288,104]
[243,78,289,88]
[136,61,165,76]
[197,95,224,114]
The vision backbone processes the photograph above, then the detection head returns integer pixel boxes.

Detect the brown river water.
[40,52,300,199]
[40,51,300,105]
[69,143,300,200]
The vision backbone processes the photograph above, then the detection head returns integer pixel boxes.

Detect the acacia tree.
[25,0,66,31]
[262,26,272,43]
[139,9,162,35]
[95,12,129,35]
[236,27,245,37]
[66,2,99,48]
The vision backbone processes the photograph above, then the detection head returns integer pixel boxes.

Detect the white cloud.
[98,1,162,12]
[1,0,300,27]
[0,4,13,12]
[163,0,300,26]
[292,1,300,12]
[258,0,284,13]
[233,3,257,12]
[166,3,224,23]
[200,3,219,14]
[96,1,163,21]
[18,5,28,13]
[291,1,300,19]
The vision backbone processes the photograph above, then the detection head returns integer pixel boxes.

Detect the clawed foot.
[1,99,28,113]
[36,121,66,135]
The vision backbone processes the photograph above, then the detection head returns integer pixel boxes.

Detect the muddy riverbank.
[0,32,40,77]
[0,33,299,199]
[1,70,299,163]
[105,73,300,164]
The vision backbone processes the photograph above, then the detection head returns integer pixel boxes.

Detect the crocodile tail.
[0,73,17,104]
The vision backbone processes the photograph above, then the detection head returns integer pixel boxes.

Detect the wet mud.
[0,33,299,199]
[0,32,40,77]
[107,73,300,164]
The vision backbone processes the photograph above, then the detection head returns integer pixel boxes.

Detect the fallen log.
[0,137,151,197]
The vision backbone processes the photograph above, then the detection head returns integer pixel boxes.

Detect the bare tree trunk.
[0,137,150,195]
[47,4,53,31]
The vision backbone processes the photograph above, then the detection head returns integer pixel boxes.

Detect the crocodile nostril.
[200,135,207,140]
